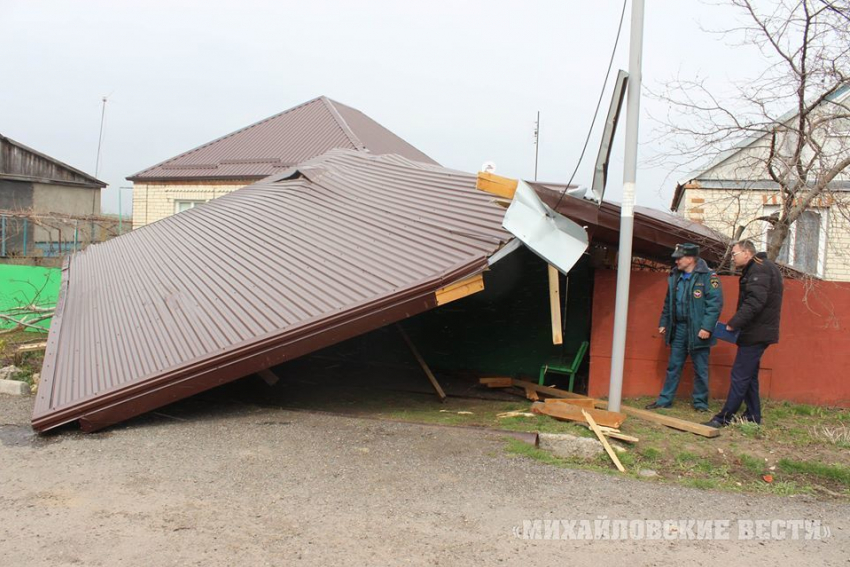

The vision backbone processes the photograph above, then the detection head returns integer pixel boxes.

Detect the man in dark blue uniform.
[705,240,783,427]
[646,243,723,412]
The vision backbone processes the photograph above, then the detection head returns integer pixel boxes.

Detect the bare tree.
[654,0,850,266]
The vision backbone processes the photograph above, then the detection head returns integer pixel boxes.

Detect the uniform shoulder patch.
[710,273,720,289]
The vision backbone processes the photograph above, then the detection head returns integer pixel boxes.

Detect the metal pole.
[607,0,645,413]
[118,188,123,235]
[534,111,540,181]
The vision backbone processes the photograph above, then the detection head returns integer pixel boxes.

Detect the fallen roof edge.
[33,258,490,433]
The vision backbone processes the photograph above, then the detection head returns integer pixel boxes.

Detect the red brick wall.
[588,269,850,407]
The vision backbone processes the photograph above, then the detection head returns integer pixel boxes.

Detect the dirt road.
[1,394,848,566]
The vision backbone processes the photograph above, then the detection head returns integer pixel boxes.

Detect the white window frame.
[761,205,828,277]
[174,200,206,214]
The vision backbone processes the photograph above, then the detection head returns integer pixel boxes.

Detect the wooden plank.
[475,172,519,199]
[531,401,626,429]
[548,265,563,345]
[256,369,279,386]
[583,410,625,473]
[479,377,513,388]
[603,431,639,443]
[524,387,540,402]
[596,401,721,438]
[396,324,447,402]
[435,274,485,306]
[510,379,589,400]
[544,397,596,409]
[513,378,718,438]
[14,341,48,365]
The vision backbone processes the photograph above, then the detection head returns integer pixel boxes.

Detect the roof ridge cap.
[320,97,367,152]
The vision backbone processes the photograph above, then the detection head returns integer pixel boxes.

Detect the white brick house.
[671,86,850,281]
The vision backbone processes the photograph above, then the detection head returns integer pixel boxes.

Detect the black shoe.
[645,402,672,410]
[702,419,726,429]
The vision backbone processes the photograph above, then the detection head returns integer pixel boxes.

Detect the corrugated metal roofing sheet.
[128,97,438,181]
[34,150,510,432]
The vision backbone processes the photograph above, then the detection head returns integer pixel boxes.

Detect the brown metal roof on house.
[34,150,509,432]
[127,97,438,181]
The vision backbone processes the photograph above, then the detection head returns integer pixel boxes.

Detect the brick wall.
[677,185,850,282]
[131,181,254,228]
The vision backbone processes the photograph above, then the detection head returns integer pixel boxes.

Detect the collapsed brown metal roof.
[128,97,438,181]
[34,150,510,432]
[530,182,729,265]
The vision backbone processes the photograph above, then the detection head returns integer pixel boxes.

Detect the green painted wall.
[313,247,595,390]
[0,265,60,331]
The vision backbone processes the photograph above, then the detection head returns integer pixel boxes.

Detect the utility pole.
[533,111,541,180]
[95,96,108,178]
[607,0,645,413]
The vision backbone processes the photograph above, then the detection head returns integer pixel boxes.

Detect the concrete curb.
[0,379,29,396]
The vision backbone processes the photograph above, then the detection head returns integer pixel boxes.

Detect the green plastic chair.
[538,340,589,391]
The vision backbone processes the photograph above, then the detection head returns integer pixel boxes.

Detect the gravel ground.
[2,393,848,566]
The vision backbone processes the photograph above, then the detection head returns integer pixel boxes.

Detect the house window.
[763,206,827,276]
[174,200,206,213]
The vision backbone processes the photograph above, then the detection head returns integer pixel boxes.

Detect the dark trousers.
[713,343,769,424]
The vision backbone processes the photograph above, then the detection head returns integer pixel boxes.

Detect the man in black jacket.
[706,240,783,427]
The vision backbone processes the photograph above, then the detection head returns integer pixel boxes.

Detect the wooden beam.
[596,401,721,438]
[531,401,626,429]
[510,379,589,400]
[515,378,720,438]
[396,324,447,402]
[14,341,48,365]
[602,431,639,443]
[544,397,596,409]
[479,377,513,388]
[548,265,563,345]
[256,369,279,386]
[583,409,625,472]
[524,387,540,402]
[435,274,485,306]
[476,172,519,199]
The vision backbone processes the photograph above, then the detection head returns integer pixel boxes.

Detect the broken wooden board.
[513,378,720,438]
[548,265,563,345]
[575,423,640,443]
[531,401,626,429]
[435,274,485,306]
[525,387,540,402]
[510,379,589,400]
[479,377,513,388]
[397,324,447,402]
[475,171,519,199]
[544,398,596,410]
[14,341,48,365]
[583,409,625,473]
[596,401,721,438]
[256,369,280,386]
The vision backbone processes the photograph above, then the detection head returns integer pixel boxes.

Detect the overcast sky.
[1,0,769,215]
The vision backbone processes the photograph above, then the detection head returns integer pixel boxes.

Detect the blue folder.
[714,322,740,344]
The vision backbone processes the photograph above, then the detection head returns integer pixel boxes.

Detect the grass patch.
[738,453,765,473]
[778,459,850,487]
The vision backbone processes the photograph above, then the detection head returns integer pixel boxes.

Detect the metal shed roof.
[34,150,510,432]
[128,97,438,181]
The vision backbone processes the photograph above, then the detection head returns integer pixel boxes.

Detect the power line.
[554,0,629,210]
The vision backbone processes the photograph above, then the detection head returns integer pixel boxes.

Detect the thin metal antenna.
[95,96,108,178]
[533,111,540,181]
